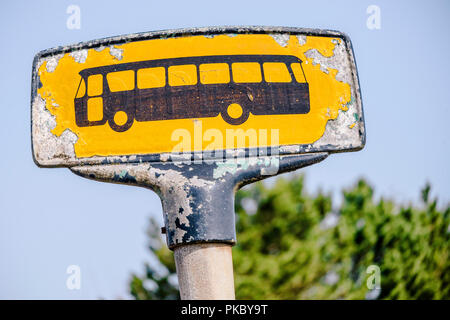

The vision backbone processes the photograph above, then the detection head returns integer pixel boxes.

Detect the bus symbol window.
[232,62,262,83]
[200,63,230,84]
[107,70,135,92]
[87,97,103,122]
[263,62,292,83]
[168,65,197,87]
[87,74,102,96]
[137,67,165,89]
[290,62,307,83]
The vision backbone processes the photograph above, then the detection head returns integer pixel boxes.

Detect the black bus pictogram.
[74,55,310,132]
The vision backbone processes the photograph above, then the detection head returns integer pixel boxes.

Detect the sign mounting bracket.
[71,153,328,249]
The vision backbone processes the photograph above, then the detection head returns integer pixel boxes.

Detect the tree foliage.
[129,176,450,300]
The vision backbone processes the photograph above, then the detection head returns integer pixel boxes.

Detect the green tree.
[129,176,450,299]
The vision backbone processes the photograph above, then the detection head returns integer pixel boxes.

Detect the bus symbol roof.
[79,54,303,76]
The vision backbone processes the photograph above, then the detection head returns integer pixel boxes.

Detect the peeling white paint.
[32,95,78,163]
[189,175,215,188]
[213,160,240,179]
[304,39,353,84]
[109,46,123,60]
[260,157,279,176]
[297,35,307,46]
[160,153,170,162]
[152,168,194,243]
[45,54,64,73]
[69,49,88,63]
[269,33,290,47]
[212,157,269,179]
[279,145,300,154]
[311,97,360,149]
[94,45,107,52]
[304,39,363,149]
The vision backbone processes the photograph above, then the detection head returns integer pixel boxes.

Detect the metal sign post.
[31,26,365,300]
[71,153,327,299]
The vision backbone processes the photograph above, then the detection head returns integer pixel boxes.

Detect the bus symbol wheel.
[108,110,134,132]
[221,103,249,125]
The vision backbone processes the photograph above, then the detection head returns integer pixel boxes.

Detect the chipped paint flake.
[45,54,64,73]
[212,157,276,179]
[159,153,170,162]
[213,158,251,179]
[94,45,107,52]
[297,35,307,46]
[69,49,88,63]
[311,97,361,149]
[109,46,123,60]
[304,39,352,84]
[279,145,300,154]
[269,33,290,47]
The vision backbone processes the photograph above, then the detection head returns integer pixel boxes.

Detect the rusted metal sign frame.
[31,26,365,168]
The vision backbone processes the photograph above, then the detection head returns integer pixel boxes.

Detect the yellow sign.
[31,27,365,167]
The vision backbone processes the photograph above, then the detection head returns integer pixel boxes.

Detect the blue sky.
[0,0,449,299]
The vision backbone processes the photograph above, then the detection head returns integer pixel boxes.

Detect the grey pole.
[174,243,235,299]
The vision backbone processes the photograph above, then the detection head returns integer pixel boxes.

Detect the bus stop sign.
[31,26,365,249]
